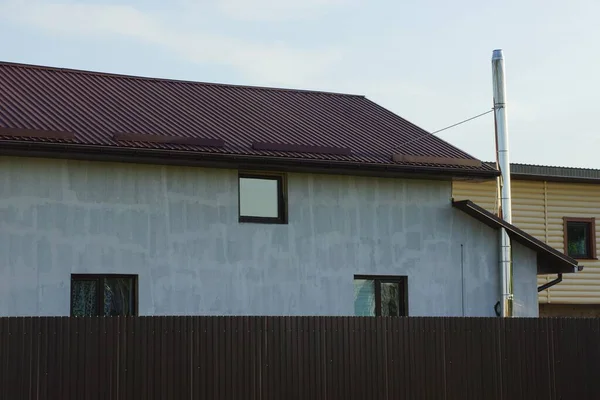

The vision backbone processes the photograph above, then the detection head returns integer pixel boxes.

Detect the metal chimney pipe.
[492,49,514,317]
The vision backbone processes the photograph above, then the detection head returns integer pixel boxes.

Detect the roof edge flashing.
[452,199,579,275]
[392,154,482,167]
[0,127,75,140]
[0,140,500,180]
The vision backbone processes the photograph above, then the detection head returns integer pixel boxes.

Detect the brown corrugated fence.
[1,316,599,399]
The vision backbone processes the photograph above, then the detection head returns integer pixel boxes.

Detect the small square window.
[564,218,596,259]
[353,275,408,316]
[239,173,286,224]
[71,274,137,317]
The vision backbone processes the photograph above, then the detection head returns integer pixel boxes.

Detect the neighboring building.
[0,62,578,318]
[453,163,600,316]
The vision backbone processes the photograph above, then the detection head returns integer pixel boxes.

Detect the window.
[71,274,137,317]
[564,218,596,259]
[238,173,286,224]
[353,275,408,316]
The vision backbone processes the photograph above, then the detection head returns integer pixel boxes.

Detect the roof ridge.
[0,60,365,98]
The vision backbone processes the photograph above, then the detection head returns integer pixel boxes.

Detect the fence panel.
[0,316,599,399]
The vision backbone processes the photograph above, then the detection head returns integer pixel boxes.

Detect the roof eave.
[0,140,500,181]
[452,199,580,275]
[512,173,600,185]
[484,161,600,184]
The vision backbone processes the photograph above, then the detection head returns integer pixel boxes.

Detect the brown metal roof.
[483,162,600,183]
[452,200,581,274]
[0,61,497,177]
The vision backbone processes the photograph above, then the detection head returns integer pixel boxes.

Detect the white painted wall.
[0,156,539,317]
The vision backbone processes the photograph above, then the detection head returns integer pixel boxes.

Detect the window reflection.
[353,276,406,316]
[380,282,400,316]
[354,279,376,316]
[104,278,134,316]
[239,177,279,218]
[71,280,97,317]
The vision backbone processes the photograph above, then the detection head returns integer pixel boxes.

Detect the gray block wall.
[0,156,539,317]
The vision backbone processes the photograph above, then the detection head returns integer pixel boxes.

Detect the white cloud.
[0,0,342,87]
[216,0,349,21]
[0,1,161,38]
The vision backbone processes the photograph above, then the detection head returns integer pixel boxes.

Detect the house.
[453,163,600,317]
[0,61,579,318]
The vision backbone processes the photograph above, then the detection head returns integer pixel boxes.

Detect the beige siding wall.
[453,179,600,304]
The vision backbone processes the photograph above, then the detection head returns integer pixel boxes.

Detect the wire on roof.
[395,109,494,150]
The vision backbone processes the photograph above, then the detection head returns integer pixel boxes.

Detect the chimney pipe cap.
[492,49,504,60]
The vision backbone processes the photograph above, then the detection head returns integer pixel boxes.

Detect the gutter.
[511,174,600,185]
[495,273,564,314]
[0,140,500,181]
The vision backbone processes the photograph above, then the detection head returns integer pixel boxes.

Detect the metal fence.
[0,316,599,399]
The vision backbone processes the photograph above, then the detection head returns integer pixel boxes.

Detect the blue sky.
[1,0,599,167]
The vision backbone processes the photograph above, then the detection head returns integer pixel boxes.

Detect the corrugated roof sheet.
[484,162,600,182]
[511,163,600,181]
[0,61,496,175]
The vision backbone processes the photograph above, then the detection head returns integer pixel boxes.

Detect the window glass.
[380,282,401,316]
[71,275,136,317]
[354,279,376,316]
[71,280,98,317]
[354,276,407,316]
[567,222,590,258]
[239,177,279,218]
[104,277,135,316]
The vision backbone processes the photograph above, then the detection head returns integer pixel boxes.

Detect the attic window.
[238,173,286,224]
[564,217,596,259]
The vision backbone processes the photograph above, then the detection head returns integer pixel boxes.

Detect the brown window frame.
[70,274,138,317]
[354,275,408,316]
[563,217,597,260]
[238,173,287,224]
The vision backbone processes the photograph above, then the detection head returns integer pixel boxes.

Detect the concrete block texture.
[0,156,539,317]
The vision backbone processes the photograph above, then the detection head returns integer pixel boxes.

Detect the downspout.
[492,49,514,317]
[538,274,563,292]
[543,181,553,300]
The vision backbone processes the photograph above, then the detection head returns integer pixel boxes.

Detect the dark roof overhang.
[452,200,581,275]
[483,162,600,184]
[0,140,500,181]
